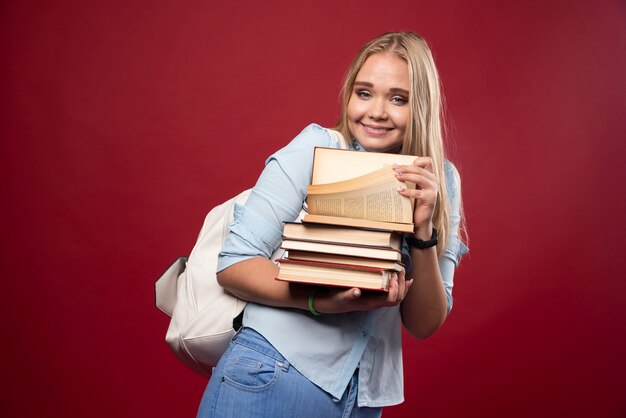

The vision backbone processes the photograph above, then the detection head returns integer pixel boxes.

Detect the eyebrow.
[353,81,409,96]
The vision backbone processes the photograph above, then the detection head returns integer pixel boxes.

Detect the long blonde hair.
[336,32,453,257]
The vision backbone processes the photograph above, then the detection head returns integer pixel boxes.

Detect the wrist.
[413,222,434,240]
[308,288,322,315]
[406,227,438,250]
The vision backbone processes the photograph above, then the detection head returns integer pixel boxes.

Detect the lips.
[361,123,393,135]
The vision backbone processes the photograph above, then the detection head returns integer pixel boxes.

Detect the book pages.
[307,168,413,224]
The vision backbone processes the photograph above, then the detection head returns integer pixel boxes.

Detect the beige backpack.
[155,128,346,376]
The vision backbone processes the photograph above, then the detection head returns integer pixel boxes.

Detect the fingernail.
[392,164,400,169]
[354,289,361,297]
[397,186,406,192]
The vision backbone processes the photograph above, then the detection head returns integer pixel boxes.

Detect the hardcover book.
[286,250,404,271]
[275,258,391,291]
[280,239,402,262]
[282,222,401,250]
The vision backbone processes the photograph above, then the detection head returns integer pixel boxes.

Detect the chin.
[359,138,403,153]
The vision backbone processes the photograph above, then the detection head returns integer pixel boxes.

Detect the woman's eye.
[356,91,371,99]
[391,96,407,105]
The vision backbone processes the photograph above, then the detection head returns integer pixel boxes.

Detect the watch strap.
[406,228,438,250]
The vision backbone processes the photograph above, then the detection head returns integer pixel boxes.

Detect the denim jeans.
[196,327,382,418]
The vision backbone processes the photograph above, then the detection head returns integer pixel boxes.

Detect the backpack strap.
[155,126,353,376]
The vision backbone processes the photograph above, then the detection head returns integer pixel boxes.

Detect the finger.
[395,271,407,302]
[322,287,362,313]
[395,171,438,193]
[391,157,433,175]
[411,156,434,172]
[393,157,432,169]
[386,272,400,304]
[394,166,437,185]
[396,269,412,299]
[397,187,438,206]
[397,187,437,201]
[394,171,437,195]
[404,279,414,297]
[343,287,361,300]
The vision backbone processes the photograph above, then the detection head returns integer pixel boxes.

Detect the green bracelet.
[308,289,321,316]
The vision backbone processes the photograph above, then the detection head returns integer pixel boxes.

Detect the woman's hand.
[393,157,439,239]
[311,270,413,314]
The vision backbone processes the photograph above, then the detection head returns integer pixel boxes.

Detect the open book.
[303,147,418,233]
[311,147,419,184]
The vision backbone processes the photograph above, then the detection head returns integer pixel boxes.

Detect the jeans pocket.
[222,344,280,391]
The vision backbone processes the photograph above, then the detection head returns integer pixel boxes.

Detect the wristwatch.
[406,228,438,250]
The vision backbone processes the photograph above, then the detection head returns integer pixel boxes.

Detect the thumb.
[346,287,361,300]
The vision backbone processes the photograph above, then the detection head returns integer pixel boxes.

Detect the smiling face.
[346,52,410,153]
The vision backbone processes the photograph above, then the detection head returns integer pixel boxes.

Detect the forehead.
[355,52,409,88]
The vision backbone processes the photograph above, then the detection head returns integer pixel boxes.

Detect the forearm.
[217,257,310,310]
[401,245,448,339]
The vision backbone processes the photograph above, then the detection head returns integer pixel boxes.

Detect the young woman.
[197,32,468,418]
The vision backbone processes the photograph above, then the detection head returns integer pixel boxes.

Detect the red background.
[2,1,625,417]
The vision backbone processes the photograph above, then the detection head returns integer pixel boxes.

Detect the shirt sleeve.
[439,161,469,313]
[217,124,336,272]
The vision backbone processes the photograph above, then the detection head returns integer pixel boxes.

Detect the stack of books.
[276,222,404,291]
[275,146,418,292]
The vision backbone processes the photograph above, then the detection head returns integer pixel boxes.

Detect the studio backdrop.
[1,1,625,417]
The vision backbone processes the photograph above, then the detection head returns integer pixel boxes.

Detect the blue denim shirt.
[217,124,468,407]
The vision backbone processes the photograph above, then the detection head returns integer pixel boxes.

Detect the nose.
[368,99,387,120]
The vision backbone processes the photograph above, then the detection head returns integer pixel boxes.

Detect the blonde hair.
[336,32,454,257]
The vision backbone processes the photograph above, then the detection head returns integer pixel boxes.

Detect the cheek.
[347,100,364,121]
[391,108,409,129]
